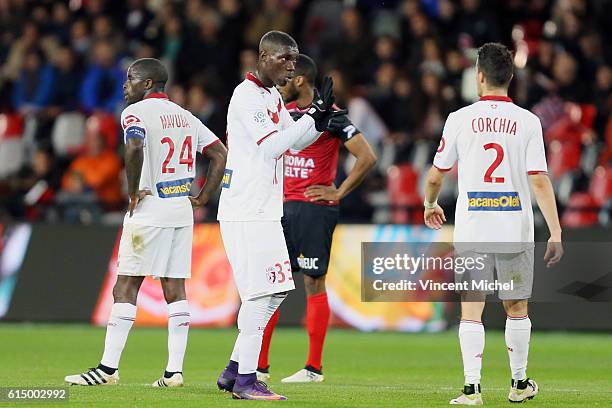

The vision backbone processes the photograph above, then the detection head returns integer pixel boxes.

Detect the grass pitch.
[0,324,610,407]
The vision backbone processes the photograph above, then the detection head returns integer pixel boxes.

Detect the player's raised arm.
[257,76,337,159]
[190,141,228,208]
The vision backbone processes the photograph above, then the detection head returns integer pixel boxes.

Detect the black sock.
[305,365,323,375]
[97,364,117,375]
[513,378,529,390]
[463,384,481,395]
[164,370,181,379]
[257,365,269,373]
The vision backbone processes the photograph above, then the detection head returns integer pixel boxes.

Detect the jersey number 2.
[483,143,505,183]
[161,136,193,173]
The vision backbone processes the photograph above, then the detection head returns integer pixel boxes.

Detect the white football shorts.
[117,223,193,279]
[220,221,295,301]
[454,249,534,300]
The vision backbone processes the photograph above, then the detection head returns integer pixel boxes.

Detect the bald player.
[65,58,227,387]
[215,31,344,400]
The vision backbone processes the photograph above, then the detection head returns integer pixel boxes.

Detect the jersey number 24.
[161,136,194,173]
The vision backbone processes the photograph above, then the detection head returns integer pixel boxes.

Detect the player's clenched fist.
[306,76,336,131]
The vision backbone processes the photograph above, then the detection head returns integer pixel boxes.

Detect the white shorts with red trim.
[117,223,192,278]
[220,220,295,300]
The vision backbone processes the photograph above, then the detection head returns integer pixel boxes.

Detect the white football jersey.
[433,96,548,246]
[121,92,220,227]
[217,73,295,221]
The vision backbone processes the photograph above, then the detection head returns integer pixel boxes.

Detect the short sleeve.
[526,117,548,174]
[121,106,147,143]
[196,121,221,154]
[234,89,280,145]
[433,113,458,171]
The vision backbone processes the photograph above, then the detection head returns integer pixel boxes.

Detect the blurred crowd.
[0,0,610,226]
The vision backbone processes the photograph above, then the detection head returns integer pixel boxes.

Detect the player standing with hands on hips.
[65,58,227,387]
[215,31,346,400]
[423,43,563,405]
[256,54,377,383]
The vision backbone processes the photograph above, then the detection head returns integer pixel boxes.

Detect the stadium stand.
[0,0,609,226]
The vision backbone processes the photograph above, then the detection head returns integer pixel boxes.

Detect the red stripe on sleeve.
[256,130,278,145]
[201,139,221,155]
[433,165,452,172]
[527,170,547,175]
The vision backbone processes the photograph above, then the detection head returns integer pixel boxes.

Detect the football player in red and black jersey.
[257,54,377,383]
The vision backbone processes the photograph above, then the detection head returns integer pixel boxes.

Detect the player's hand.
[127,189,152,217]
[189,192,210,208]
[306,76,336,131]
[304,184,341,202]
[543,237,563,268]
[424,205,446,229]
[326,111,360,141]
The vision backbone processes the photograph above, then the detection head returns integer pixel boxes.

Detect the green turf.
[0,324,610,407]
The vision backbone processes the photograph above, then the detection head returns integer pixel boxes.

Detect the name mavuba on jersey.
[156,177,194,198]
[467,191,521,211]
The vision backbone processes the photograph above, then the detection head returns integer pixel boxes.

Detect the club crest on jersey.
[221,169,233,188]
[266,266,277,283]
[467,191,522,211]
[122,114,142,129]
[156,177,194,198]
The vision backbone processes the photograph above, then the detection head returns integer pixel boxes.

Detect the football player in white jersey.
[423,44,563,405]
[215,31,341,401]
[65,58,227,388]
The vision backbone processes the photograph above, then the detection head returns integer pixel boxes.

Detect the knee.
[303,274,326,296]
[163,287,185,304]
[112,282,138,304]
[504,300,528,317]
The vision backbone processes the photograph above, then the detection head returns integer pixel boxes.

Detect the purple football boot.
[217,360,237,392]
[232,373,287,400]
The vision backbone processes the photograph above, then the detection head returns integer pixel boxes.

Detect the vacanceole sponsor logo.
[467,191,521,211]
[156,178,194,198]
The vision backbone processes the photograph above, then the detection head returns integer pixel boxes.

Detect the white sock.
[235,295,285,375]
[505,315,531,380]
[166,300,190,373]
[230,336,240,363]
[459,320,485,385]
[100,303,137,369]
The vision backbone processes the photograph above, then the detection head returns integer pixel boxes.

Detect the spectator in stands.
[70,19,91,57]
[79,41,124,114]
[60,130,122,211]
[186,82,225,140]
[1,147,61,220]
[48,47,83,115]
[12,48,55,115]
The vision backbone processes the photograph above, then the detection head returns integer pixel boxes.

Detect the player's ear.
[259,50,267,62]
[295,76,304,87]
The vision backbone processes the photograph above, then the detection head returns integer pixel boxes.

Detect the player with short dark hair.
[65,58,227,387]
[423,43,563,404]
[215,32,344,400]
[256,54,377,383]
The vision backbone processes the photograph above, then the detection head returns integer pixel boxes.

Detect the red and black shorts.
[282,200,339,277]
